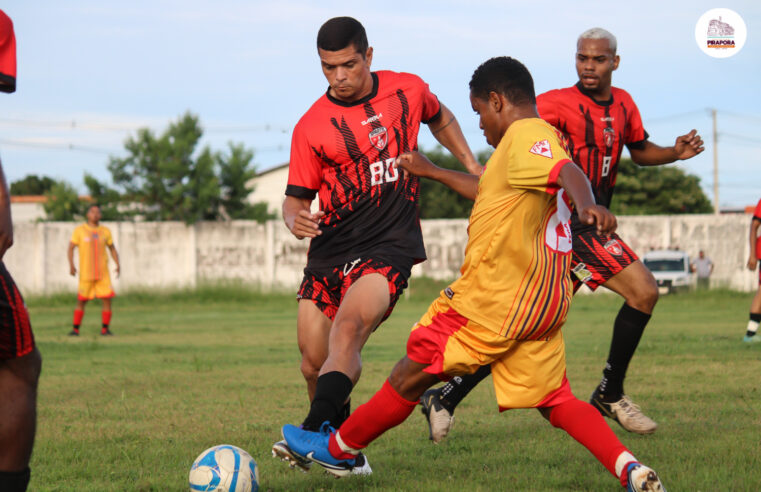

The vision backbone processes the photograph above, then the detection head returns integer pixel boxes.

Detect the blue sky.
[1,0,759,208]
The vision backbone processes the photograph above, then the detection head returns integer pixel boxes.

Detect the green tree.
[83,173,124,221]
[418,147,491,219]
[43,180,84,221]
[217,142,275,221]
[10,174,55,195]
[106,112,221,223]
[100,112,271,224]
[610,159,713,215]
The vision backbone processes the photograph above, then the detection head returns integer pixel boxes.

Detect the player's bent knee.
[299,358,320,384]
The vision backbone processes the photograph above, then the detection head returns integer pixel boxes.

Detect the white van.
[641,250,696,294]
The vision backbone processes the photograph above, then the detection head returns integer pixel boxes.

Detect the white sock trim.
[615,451,637,478]
[335,431,360,456]
[747,319,759,334]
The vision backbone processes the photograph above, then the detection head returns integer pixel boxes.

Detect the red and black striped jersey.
[538,82,648,230]
[0,9,16,93]
[286,70,441,267]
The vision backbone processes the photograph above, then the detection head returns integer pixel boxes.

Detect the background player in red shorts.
[420,27,704,439]
[271,16,481,473]
[0,9,42,492]
[279,56,666,491]
[743,198,761,343]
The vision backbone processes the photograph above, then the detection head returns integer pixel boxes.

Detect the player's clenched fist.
[395,151,437,179]
[287,209,325,240]
[578,204,617,235]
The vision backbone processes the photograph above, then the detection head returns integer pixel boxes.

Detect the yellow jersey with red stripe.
[71,224,113,282]
[446,118,574,340]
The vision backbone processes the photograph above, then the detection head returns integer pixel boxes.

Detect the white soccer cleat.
[590,391,657,435]
[626,463,666,492]
[420,388,455,443]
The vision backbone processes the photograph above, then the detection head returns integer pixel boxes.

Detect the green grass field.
[24,281,761,491]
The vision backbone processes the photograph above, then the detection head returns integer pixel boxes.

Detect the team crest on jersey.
[529,139,553,158]
[603,127,615,149]
[369,126,388,151]
[604,239,623,256]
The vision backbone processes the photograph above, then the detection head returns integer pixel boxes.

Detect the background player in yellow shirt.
[278,57,666,491]
[67,205,120,336]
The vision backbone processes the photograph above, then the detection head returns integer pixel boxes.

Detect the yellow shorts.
[78,276,115,301]
[406,296,573,410]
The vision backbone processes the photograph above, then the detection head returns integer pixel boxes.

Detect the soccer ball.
[189,444,259,492]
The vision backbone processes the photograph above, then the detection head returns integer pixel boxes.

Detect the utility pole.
[712,108,719,215]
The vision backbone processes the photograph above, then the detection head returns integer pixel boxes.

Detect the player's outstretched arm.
[396,151,478,200]
[748,218,760,271]
[67,242,77,276]
[0,161,13,260]
[427,103,483,175]
[282,195,324,240]
[630,129,705,166]
[557,162,617,235]
[108,244,120,278]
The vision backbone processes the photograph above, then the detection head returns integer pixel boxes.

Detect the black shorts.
[0,262,35,360]
[297,255,413,324]
[570,231,639,292]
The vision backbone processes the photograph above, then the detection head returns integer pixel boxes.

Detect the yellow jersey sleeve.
[505,120,572,194]
[102,226,114,247]
[70,225,82,245]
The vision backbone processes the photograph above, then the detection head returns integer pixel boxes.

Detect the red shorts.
[0,262,35,360]
[297,256,412,323]
[570,230,639,291]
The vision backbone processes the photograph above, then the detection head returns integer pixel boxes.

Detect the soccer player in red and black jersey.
[0,9,43,492]
[271,17,481,473]
[418,27,704,441]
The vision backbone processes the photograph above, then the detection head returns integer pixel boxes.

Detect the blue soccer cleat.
[626,462,666,492]
[282,422,357,477]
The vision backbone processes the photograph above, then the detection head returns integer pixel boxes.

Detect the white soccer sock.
[615,451,637,479]
[335,431,360,456]
[747,319,759,334]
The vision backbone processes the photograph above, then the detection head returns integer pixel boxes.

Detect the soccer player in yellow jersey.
[67,205,120,336]
[279,57,666,491]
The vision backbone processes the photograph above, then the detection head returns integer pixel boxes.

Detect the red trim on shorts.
[537,375,575,408]
[406,306,467,379]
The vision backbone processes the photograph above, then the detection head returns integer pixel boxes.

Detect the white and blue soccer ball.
[189,444,259,492]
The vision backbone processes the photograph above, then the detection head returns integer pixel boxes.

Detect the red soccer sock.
[548,397,629,480]
[73,309,84,328]
[101,311,112,330]
[331,379,418,453]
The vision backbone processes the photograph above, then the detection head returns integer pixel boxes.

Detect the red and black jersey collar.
[325,72,379,107]
[574,81,614,107]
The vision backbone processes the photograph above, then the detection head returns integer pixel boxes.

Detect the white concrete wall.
[2,213,756,295]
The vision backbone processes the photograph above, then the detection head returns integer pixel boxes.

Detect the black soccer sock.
[598,303,651,401]
[746,312,761,337]
[0,467,31,492]
[301,371,353,431]
[437,365,492,412]
[333,398,351,428]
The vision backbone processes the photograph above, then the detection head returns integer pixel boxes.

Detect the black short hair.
[469,57,536,106]
[316,17,368,56]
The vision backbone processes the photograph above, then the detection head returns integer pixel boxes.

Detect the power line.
[0,138,114,154]
[0,117,291,134]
